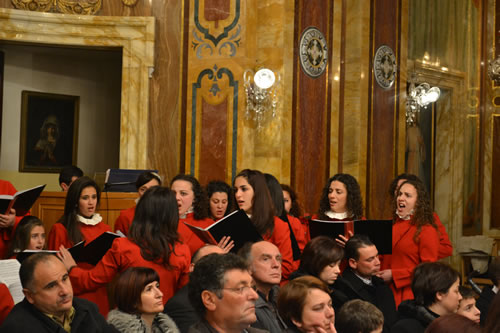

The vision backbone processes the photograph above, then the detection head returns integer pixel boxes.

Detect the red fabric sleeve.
[433,212,453,259]
[265,217,294,280]
[0,283,14,324]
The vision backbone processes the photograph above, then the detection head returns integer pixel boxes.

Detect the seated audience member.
[457,286,480,324]
[0,180,23,259]
[58,186,191,306]
[206,180,234,221]
[107,267,179,333]
[7,216,46,258]
[59,165,83,191]
[335,299,384,333]
[239,241,287,333]
[164,245,225,333]
[114,171,162,235]
[290,236,344,305]
[277,276,336,333]
[187,253,265,333]
[424,314,481,333]
[0,253,117,332]
[391,262,462,333]
[483,292,500,333]
[476,256,500,325]
[0,283,14,325]
[332,235,396,332]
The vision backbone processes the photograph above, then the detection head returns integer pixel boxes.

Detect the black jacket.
[390,300,438,333]
[187,319,268,333]
[332,268,397,332]
[0,297,118,333]
[164,285,201,333]
[476,285,496,325]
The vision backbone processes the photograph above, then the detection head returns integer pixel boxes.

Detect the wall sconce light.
[244,68,280,130]
[406,73,440,125]
[488,55,500,84]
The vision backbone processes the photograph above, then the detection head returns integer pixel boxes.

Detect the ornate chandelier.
[243,68,280,130]
[406,73,441,125]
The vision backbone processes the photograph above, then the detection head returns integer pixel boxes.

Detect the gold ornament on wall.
[11,0,102,15]
[122,0,138,6]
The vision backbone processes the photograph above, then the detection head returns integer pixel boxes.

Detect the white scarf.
[325,210,349,220]
[77,213,102,225]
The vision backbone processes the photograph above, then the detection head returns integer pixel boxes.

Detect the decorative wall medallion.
[12,0,102,14]
[299,26,328,78]
[373,45,397,89]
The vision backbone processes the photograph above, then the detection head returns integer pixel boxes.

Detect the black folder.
[309,219,393,254]
[184,209,263,253]
[0,184,46,216]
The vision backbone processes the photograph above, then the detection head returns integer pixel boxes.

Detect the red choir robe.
[177,212,214,256]
[0,180,26,259]
[47,221,111,316]
[113,205,136,236]
[69,238,190,304]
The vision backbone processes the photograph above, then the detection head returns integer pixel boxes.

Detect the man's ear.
[348,258,358,270]
[291,317,303,329]
[201,290,218,312]
[23,288,35,305]
[61,183,69,192]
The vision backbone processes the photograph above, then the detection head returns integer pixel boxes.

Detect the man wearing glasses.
[188,253,267,333]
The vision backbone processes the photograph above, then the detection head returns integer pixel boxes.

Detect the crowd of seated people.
[0,170,499,333]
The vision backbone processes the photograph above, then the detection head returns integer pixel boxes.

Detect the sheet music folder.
[184,210,263,253]
[104,169,158,192]
[0,184,46,216]
[16,231,124,265]
[309,219,393,254]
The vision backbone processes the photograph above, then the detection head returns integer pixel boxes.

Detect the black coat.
[390,300,438,333]
[164,285,201,333]
[331,268,397,332]
[476,285,496,325]
[252,287,287,333]
[0,297,118,333]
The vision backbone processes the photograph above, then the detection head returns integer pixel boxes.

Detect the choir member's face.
[292,288,335,333]
[29,225,46,250]
[209,192,229,220]
[328,181,347,213]
[138,281,164,315]
[318,261,341,285]
[138,179,160,197]
[78,186,97,218]
[396,183,417,218]
[172,180,195,217]
[234,177,255,214]
[283,190,292,214]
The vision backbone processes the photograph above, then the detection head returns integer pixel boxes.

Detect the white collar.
[180,207,194,219]
[493,285,499,294]
[395,209,414,220]
[77,213,102,225]
[353,271,373,285]
[325,211,349,219]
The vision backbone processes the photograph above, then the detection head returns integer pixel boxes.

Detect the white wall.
[0,43,121,190]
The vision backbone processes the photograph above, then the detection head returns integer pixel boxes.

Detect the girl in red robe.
[47,176,110,316]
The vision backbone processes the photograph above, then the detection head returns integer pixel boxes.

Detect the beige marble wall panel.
[329,0,342,176]
[341,0,370,192]
[0,8,154,170]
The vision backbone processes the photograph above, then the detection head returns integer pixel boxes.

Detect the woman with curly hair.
[377,179,439,307]
[205,180,234,221]
[233,169,294,280]
[316,174,364,221]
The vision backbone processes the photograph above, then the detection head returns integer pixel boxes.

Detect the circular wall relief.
[299,26,328,78]
[373,45,397,89]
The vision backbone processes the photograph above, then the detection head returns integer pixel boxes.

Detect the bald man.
[164,245,225,333]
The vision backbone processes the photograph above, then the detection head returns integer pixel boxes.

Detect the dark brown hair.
[388,173,421,199]
[7,216,45,258]
[425,314,481,333]
[281,184,302,218]
[318,174,363,220]
[61,176,100,244]
[336,300,384,333]
[114,267,160,314]
[298,236,344,280]
[278,276,330,327]
[128,186,180,267]
[233,169,275,236]
[393,179,436,242]
[412,262,460,307]
[206,180,234,219]
[171,174,208,220]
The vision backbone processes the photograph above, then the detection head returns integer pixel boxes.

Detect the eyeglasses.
[222,285,257,295]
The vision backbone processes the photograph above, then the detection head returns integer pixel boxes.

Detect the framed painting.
[19,91,79,173]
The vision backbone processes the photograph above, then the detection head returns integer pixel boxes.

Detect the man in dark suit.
[476,256,500,325]
[164,244,225,333]
[332,235,397,333]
